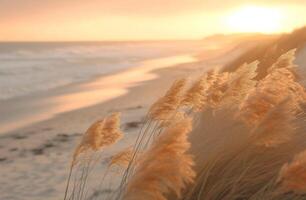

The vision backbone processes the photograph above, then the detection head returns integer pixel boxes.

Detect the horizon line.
[0,32,282,43]
[0,39,203,43]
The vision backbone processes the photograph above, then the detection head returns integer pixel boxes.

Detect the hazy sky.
[0,0,305,41]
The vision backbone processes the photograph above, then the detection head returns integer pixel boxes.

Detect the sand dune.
[60,32,306,200]
[223,26,306,79]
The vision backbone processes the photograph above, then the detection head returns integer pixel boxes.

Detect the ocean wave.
[0,41,204,100]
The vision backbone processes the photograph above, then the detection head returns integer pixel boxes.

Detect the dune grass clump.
[64,49,306,200]
[124,118,195,200]
[183,49,306,200]
[64,113,123,200]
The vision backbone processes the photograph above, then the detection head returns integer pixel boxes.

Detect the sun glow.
[226,6,283,33]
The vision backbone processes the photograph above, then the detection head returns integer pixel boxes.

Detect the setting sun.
[226,6,283,33]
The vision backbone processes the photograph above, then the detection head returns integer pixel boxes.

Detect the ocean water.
[0,41,203,100]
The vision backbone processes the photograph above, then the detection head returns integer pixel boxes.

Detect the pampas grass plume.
[72,112,123,165]
[250,99,294,147]
[278,150,306,194]
[124,118,195,200]
[160,111,186,128]
[181,74,208,111]
[206,71,230,107]
[238,50,304,125]
[148,78,187,120]
[222,61,258,104]
[109,147,134,168]
[268,48,297,73]
[99,112,123,147]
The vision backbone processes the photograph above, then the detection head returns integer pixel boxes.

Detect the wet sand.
[0,55,196,134]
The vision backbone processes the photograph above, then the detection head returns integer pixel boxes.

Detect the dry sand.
[0,40,281,200]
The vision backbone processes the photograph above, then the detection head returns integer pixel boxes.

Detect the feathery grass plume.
[64,113,123,200]
[72,119,105,165]
[237,82,285,126]
[241,69,306,123]
[278,150,306,194]
[206,71,230,108]
[271,68,306,107]
[238,56,304,125]
[250,99,295,147]
[148,78,187,120]
[109,147,134,168]
[221,61,258,105]
[268,48,297,73]
[159,111,186,128]
[72,112,123,165]
[124,118,195,200]
[181,74,208,111]
[205,68,219,85]
[98,112,123,147]
[290,81,306,106]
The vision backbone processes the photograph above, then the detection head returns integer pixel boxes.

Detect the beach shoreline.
[0,54,197,135]
[0,39,254,200]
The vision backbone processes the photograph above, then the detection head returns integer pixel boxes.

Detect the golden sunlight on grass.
[64,47,306,200]
[225,6,283,33]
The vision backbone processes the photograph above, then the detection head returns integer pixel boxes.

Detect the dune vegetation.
[223,26,306,79]
[64,48,306,200]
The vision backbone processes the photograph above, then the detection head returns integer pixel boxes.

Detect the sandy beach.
[0,39,253,200]
[1,0,305,199]
[1,34,305,200]
[0,54,197,134]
